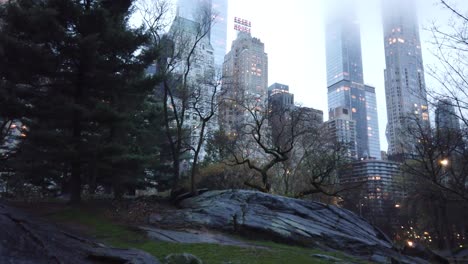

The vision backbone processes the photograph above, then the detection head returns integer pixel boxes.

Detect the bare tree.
[418,0,468,201]
[221,97,319,193]
[188,71,222,194]
[293,139,355,199]
[426,1,468,126]
[400,115,468,201]
[138,0,218,191]
[396,114,468,249]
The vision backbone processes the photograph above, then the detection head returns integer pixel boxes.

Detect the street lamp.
[439,158,449,167]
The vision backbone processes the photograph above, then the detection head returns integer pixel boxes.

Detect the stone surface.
[149,190,438,264]
[311,253,343,262]
[0,202,161,264]
[141,226,267,249]
[164,253,203,264]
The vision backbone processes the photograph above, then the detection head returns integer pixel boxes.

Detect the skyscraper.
[382,0,429,156]
[211,0,228,68]
[268,83,293,106]
[177,0,228,68]
[435,98,460,132]
[435,99,462,151]
[340,159,402,227]
[177,0,211,22]
[327,107,358,159]
[219,32,268,134]
[325,0,381,159]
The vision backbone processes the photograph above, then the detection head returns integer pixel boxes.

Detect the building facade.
[325,0,381,160]
[382,0,429,156]
[219,32,268,134]
[340,160,402,226]
[177,0,211,23]
[177,0,228,68]
[327,107,358,159]
[167,16,217,160]
[435,98,460,132]
[211,0,228,68]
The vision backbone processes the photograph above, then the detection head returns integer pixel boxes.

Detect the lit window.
[352,108,357,113]
[422,113,429,120]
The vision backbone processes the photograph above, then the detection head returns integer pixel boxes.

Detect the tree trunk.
[69,106,82,205]
[69,161,81,204]
[434,200,445,250]
[262,171,271,192]
[173,157,180,188]
[190,121,207,194]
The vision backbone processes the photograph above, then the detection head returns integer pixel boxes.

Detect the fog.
[226,0,468,151]
[133,0,468,152]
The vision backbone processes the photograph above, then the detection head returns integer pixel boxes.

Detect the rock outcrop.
[149,190,437,264]
[0,203,161,264]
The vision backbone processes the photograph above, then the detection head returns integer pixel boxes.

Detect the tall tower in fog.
[211,0,228,68]
[177,0,210,22]
[382,0,429,156]
[325,0,381,159]
[177,0,228,68]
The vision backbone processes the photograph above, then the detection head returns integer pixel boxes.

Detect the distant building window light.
[352,108,357,113]
[422,113,429,120]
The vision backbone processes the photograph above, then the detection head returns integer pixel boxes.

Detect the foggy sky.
[226,0,468,151]
[133,0,468,152]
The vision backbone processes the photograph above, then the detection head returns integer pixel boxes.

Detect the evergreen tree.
[0,0,160,203]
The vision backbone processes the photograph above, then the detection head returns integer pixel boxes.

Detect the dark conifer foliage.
[0,0,161,203]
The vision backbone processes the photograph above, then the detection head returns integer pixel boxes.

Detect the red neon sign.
[234,17,251,33]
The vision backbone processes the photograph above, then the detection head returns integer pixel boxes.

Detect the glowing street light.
[440,158,449,167]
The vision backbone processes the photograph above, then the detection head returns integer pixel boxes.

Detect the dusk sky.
[225,0,468,151]
[135,0,468,151]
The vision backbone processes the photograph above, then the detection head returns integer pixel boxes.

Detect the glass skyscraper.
[326,0,381,159]
[211,0,228,68]
[177,0,228,68]
[177,0,210,22]
[382,0,429,156]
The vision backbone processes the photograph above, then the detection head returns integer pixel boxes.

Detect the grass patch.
[49,207,367,264]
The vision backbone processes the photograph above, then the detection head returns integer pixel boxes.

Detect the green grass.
[50,208,366,264]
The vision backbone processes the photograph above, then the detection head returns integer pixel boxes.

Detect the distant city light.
[440,159,449,167]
